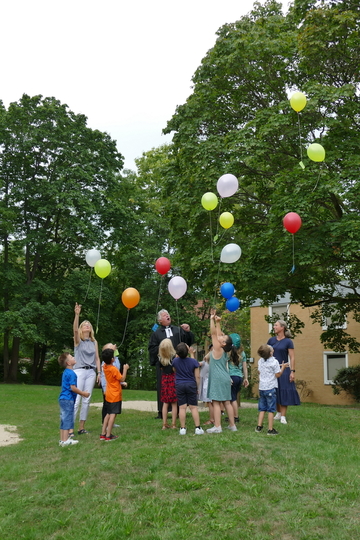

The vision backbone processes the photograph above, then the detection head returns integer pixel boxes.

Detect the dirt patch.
[0,425,23,447]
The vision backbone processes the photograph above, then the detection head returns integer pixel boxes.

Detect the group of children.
[58,335,288,445]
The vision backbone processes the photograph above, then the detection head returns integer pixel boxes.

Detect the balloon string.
[209,212,214,263]
[297,113,303,162]
[289,234,295,274]
[213,228,227,246]
[312,163,323,191]
[155,276,163,323]
[213,258,222,306]
[175,299,179,326]
[215,198,222,239]
[83,268,92,303]
[118,309,130,348]
[96,279,103,333]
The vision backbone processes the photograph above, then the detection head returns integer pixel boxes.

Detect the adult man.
[148,309,194,418]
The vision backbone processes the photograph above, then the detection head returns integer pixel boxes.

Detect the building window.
[268,304,289,333]
[323,352,347,385]
[322,305,347,330]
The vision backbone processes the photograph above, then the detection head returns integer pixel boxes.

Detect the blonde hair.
[79,320,95,341]
[158,338,175,366]
[277,320,292,339]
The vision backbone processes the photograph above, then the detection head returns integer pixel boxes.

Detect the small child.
[100,348,129,441]
[172,342,204,436]
[255,344,288,436]
[158,338,178,430]
[198,345,214,425]
[58,353,90,447]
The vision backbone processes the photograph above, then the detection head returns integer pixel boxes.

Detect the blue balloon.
[226,297,240,312]
[220,282,235,299]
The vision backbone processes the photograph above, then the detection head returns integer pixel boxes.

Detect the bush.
[332,365,360,402]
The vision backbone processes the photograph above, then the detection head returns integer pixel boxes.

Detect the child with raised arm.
[255,344,288,436]
[100,348,129,441]
[58,353,90,447]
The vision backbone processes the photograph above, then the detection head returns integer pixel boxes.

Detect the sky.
[2,0,288,170]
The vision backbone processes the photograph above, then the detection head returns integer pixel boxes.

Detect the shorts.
[105,400,122,415]
[59,399,75,430]
[258,388,277,413]
[230,376,243,402]
[176,382,198,407]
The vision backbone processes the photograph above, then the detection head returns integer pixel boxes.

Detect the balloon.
[290,92,307,112]
[94,259,111,279]
[226,297,241,312]
[122,287,140,309]
[220,243,241,263]
[219,212,234,229]
[220,282,235,299]
[283,212,302,234]
[201,192,218,211]
[155,257,171,275]
[168,276,187,300]
[85,249,101,267]
[307,143,325,162]
[217,174,238,198]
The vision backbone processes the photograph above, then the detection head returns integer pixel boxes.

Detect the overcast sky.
[2,0,287,170]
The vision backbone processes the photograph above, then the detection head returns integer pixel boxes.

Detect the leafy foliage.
[332,364,360,402]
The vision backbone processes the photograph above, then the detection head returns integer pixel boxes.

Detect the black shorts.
[176,382,198,407]
[105,400,122,415]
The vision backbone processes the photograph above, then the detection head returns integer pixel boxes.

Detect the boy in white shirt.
[255,344,288,435]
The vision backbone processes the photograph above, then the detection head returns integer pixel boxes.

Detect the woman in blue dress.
[267,320,300,424]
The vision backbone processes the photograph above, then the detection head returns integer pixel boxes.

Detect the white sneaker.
[206,426,222,434]
[113,424,120,428]
[59,439,79,446]
[227,425,237,431]
[179,428,187,435]
[195,427,204,435]
[274,413,281,420]
[280,416,287,424]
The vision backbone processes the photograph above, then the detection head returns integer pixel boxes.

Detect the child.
[255,344,288,435]
[172,342,204,436]
[198,344,214,425]
[58,353,90,447]
[100,343,127,425]
[100,348,129,441]
[158,338,178,430]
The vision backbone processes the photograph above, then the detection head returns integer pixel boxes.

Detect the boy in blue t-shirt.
[58,353,90,447]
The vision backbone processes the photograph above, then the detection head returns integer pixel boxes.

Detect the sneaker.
[60,439,79,446]
[206,426,222,434]
[195,427,204,435]
[274,412,281,420]
[179,428,187,435]
[113,424,120,428]
[267,428,279,435]
[105,434,118,441]
[255,425,264,433]
[100,434,106,440]
[227,425,238,431]
[280,416,287,424]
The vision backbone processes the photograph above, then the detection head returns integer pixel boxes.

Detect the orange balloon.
[121,287,140,309]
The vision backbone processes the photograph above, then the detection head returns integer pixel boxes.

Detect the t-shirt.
[258,356,281,391]
[59,368,78,402]
[267,337,294,365]
[172,356,199,384]
[103,363,122,403]
[228,351,246,377]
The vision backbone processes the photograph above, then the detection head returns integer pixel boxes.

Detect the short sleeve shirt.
[258,356,281,391]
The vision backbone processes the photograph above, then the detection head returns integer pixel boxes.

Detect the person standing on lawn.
[158,338,178,430]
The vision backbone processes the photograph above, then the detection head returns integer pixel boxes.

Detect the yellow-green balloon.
[94,259,111,279]
[201,192,218,211]
[290,92,307,112]
[219,212,234,229]
[307,143,325,162]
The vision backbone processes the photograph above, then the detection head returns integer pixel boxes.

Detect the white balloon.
[217,174,238,198]
[168,276,187,300]
[220,243,241,263]
[85,249,101,267]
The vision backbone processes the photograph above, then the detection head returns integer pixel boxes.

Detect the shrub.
[332,365,360,402]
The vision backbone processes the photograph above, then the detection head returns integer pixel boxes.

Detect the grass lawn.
[0,384,359,540]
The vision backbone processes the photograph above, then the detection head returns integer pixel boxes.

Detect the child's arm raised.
[275,362,289,378]
[70,385,90,398]
[120,364,129,382]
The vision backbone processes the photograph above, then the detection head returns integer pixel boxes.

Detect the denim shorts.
[258,388,277,413]
[59,399,75,430]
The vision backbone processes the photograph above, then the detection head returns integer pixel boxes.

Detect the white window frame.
[321,305,347,330]
[323,351,348,385]
[268,304,289,333]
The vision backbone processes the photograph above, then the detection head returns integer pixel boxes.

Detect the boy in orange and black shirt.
[100,348,129,441]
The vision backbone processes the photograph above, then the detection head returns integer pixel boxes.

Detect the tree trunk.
[33,344,47,383]
[9,336,20,382]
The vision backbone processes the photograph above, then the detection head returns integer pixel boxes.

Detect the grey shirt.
[74,339,96,369]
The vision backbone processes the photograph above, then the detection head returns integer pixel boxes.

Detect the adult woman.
[267,320,300,424]
[206,310,237,433]
[72,302,101,435]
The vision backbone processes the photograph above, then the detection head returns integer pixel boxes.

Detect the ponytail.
[229,346,240,366]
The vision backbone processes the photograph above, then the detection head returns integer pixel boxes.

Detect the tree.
[0,94,124,381]
[160,0,360,350]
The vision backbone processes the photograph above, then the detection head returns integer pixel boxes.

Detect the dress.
[160,364,177,403]
[267,337,300,406]
[207,351,232,402]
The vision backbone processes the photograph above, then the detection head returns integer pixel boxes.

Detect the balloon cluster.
[220,282,241,312]
[154,256,187,300]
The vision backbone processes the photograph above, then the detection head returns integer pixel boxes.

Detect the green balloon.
[307,143,325,162]
[201,192,218,211]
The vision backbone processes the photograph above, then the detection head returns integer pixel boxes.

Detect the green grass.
[0,384,360,540]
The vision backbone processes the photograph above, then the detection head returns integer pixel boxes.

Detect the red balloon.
[283,212,302,234]
[155,257,171,275]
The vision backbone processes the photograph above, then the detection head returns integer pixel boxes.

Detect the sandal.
[203,420,214,426]
[171,425,177,429]
[162,425,170,430]
[77,429,89,435]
